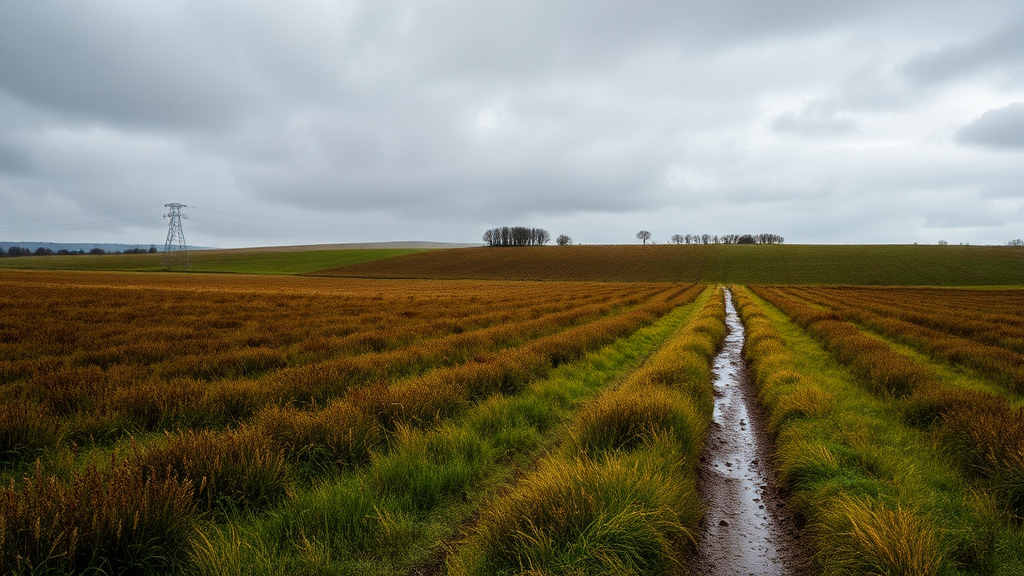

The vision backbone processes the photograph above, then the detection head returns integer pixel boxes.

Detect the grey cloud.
[772,105,858,137]
[903,17,1024,85]
[955,103,1024,150]
[0,140,34,175]
[1,0,1023,247]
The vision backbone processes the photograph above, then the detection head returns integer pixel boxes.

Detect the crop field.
[320,244,1024,286]
[2,260,1024,575]
[0,248,420,275]
[0,270,721,574]
[6,244,1024,285]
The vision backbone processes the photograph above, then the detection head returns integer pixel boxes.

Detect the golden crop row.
[0,271,670,462]
[778,286,1024,393]
[791,286,1024,351]
[0,274,702,574]
[751,286,1024,522]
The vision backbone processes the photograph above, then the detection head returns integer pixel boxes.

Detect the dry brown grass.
[784,286,1024,392]
[0,462,196,574]
[0,271,666,448]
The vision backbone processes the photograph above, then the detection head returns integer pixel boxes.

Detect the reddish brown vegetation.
[0,271,701,573]
[780,286,1024,392]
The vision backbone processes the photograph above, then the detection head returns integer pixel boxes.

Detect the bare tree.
[670,234,685,245]
[1007,239,1023,246]
[556,234,572,246]
[937,240,949,246]
[636,230,652,245]
[483,226,552,247]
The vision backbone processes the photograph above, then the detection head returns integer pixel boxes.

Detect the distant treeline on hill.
[1,245,158,257]
[669,233,784,245]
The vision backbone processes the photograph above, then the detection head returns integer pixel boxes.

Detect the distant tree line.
[483,227,552,247]
[666,233,785,245]
[0,245,157,257]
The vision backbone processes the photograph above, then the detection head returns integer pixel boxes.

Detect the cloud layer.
[1,1,1022,247]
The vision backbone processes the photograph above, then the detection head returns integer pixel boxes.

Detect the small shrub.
[452,450,698,576]
[367,425,491,513]
[816,497,944,576]
[569,384,701,457]
[0,401,59,463]
[258,401,382,472]
[770,384,834,432]
[106,377,206,431]
[0,463,196,575]
[133,427,292,515]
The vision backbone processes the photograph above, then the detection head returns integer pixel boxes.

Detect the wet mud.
[691,289,813,575]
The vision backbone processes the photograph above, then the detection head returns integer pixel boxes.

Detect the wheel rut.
[691,288,814,575]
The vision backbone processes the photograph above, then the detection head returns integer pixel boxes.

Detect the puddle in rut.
[691,289,809,575]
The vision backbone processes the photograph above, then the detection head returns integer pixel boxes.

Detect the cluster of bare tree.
[667,233,785,245]
[1008,239,1023,246]
[482,227,552,247]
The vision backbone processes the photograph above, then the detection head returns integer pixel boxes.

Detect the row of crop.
[791,286,1024,353]
[449,287,726,574]
[0,286,706,575]
[0,279,641,368]
[779,286,1024,393]
[0,287,624,404]
[734,287,995,574]
[254,284,705,477]
[750,286,1024,526]
[0,286,671,463]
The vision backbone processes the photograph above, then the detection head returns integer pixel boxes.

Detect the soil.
[690,289,815,575]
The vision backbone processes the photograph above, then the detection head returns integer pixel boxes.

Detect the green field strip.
[0,248,420,274]
[187,290,711,575]
[738,287,1024,575]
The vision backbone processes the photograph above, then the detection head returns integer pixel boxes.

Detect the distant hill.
[0,241,205,253]
[312,244,1024,286]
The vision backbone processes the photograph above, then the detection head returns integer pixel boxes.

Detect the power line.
[162,203,190,271]
[0,203,164,231]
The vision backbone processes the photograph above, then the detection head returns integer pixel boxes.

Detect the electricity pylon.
[162,203,191,271]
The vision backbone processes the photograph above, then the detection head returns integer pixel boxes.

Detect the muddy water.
[691,289,808,575]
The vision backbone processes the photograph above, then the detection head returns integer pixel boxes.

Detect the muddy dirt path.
[691,289,813,575]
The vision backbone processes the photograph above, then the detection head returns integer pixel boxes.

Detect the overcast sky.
[1,1,1022,247]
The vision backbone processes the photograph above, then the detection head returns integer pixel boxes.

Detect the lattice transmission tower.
[162,203,191,271]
